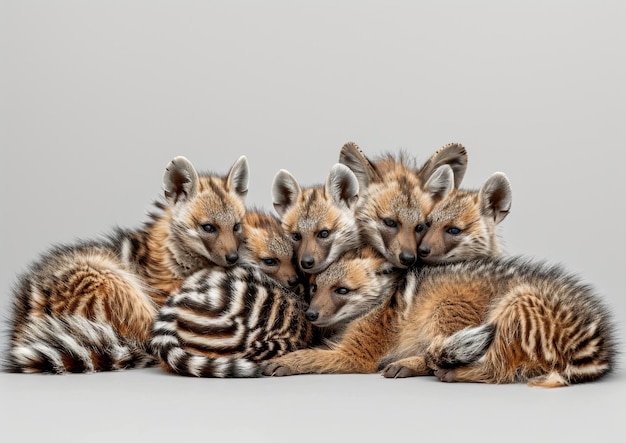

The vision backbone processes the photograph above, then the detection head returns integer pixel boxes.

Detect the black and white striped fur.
[150,265,313,377]
[5,314,156,374]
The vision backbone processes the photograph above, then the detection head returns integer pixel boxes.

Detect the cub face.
[163,155,249,268]
[339,142,467,269]
[304,247,399,330]
[272,163,361,275]
[241,209,302,292]
[418,172,512,264]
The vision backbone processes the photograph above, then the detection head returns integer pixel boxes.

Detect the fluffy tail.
[150,304,260,378]
[5,315,157,374]
[428,323,496,369]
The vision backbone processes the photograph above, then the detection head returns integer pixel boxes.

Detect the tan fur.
[272,162,361,275]
[419,172,512,264]
[7,155,250,373]
[339,142,467,268]
[263,251,615,387]
[263,171,615,387]
[240,209,301,291]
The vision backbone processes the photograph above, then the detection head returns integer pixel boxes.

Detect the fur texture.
[339,142,468,268]
[6,155,249,373]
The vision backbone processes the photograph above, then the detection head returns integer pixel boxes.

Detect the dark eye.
[334,287,350,295]
[310,283,318,294]
[415,223,426,233]
[201,224,216,233]
[233,223,241,233]
[292,232,302,241]
[262,258,278,266]
[383,218,397,228]
[446,227,462,235]
[317,229,330,239]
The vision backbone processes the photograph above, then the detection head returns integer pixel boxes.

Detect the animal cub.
[382,255,616,387]
[339,142,468,268]
[272,162,361,275]
[6,155,249,373]
[417,171,512,264]
[262,171,616,387]
[240,208,302,293]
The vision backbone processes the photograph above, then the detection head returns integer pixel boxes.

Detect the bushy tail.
[150,304,260,378]
[429,323,496,369]
[5,315,157,374]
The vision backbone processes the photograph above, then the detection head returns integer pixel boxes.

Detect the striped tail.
[429,323,496,369]
[150,304,260,378]
[5,315,157,374]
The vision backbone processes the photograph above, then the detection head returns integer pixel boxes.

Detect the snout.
[305,307,319,322]
[300,254,315,270]
[225,251,239,265]
[399,251,416,267]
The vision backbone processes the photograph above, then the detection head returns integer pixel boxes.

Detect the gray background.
[1,1,625,442]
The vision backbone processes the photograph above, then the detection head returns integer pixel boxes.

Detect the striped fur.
[339,142,468,268]
[6,315,156,374]
[263,252,617,387]
[272,162,361,275]
[150,265,313,377]
[6,156,249,373]
[395,257,617,387]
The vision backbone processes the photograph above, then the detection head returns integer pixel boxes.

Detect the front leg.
[262,347,378,377]
[380,356,432,378]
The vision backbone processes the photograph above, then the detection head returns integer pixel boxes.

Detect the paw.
[381,363,416,379]
[261,362,294,377]
[434,368,458,383]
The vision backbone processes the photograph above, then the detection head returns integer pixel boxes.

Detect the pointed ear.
[272,169,301,218]
[163,156,199,206]
[422,165,454,202]
[226,155,249,199]
[325,163,359,210]
[419,143,468,189]
[479,172,512,224]
[338,141,381,189]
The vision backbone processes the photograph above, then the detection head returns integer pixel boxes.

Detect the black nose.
[305,309,319,322]
[225,252,239,264]
[418,246,430,258]
[399,252,416,266]
[288,276,300,287]
[300,256,314,270]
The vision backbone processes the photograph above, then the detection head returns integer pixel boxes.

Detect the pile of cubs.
[5,142,616,387]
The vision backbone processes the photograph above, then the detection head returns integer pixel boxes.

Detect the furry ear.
[226,155,249,198]
[338,141,381,189]
[479,172,512,224]
[418,143,468,189]
[422,165,454,202]
[325,163,360,210]
[272,169,302,218]
[163,156,199,206]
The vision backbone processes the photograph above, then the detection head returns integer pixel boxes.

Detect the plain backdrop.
[1,1,625,442]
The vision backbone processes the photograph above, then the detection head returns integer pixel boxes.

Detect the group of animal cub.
[6,142,616,387]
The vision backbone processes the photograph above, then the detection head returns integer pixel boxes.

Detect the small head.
[240,208,302,292]
[163,155,249,268]
[272,163,361,275]
[304,246,400,330]
[339,142,467,269]
[418,172,512,264]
